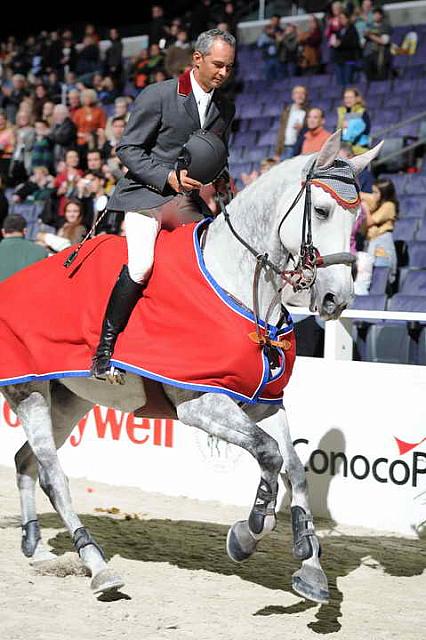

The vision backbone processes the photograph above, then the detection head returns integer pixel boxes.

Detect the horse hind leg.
[9,382,124,595]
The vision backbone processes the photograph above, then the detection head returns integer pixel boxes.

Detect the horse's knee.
[257,437,283,475]
[15,443,38,479]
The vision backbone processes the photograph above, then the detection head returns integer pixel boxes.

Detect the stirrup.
[106,365,126,385]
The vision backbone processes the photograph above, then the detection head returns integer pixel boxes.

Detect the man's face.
[307,109,323,130]
[87,153,102,171]
[373,10,383,24]
[66,151,79,168]
[112,120,125,140]
[193,39,235,92]
[292,87,306,106]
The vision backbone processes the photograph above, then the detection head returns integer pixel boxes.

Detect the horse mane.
[227,154,313,222]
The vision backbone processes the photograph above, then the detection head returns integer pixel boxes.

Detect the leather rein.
[215,164,357,349]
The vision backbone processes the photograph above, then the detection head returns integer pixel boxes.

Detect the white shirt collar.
[190,69,214,126]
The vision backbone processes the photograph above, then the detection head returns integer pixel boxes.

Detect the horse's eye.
[315,207,329,219]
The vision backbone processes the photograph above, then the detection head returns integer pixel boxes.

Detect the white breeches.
[125,211,161,284]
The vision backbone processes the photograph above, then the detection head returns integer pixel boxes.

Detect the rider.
[90,29,236,378]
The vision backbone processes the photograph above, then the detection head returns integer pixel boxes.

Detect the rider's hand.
[168,170,202,193]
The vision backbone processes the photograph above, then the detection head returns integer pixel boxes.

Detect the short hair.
[194,29,236,55]
[3,214,26,233]
[308,107,325,118]
[35,119,49,126]
[85,169,105,180]
[112,116,126,124]
[87,149,102,157]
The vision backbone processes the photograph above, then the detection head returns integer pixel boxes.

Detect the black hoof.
[292,575,330,605]
[226,522,257,563]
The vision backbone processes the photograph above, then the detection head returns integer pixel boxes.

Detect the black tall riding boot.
[90,265,143,379]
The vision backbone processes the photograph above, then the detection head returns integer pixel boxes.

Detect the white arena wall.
[0,355,424,537]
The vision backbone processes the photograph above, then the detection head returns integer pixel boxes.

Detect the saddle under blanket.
[0,220,295,404]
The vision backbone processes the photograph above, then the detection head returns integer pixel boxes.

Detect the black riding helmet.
[176,129,228,185]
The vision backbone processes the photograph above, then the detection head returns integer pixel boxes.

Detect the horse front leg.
[177,393,283,562]
[267,407,329,604]
[5,383,124,595]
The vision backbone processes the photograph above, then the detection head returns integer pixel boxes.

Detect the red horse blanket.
[0,221,295,404]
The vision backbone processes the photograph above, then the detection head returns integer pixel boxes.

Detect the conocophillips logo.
[294,436,426,487]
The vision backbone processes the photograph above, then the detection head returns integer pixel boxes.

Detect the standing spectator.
[330,11,361,86]
[148,5,168,46]
[72,88,106,148]
[0,214,47,281]
[363,7,392,81]
[1,73,28,123]
[31,119,54,172]
[49,104,77,165]
[257,16,284,82]
[337,87,371,154]
[42,101,55,128]
[189,0,214,40]
[277,24,299,78]
[147,44,165,81]
[174,30,191,50]
[293,107,331,155]
[275,85,309,160]
[9,110,35,185]
[324,1,343,64]
[104,28,123,85]
[60,35,77,75]
[354,0,374,44]
[0,110,15,182]
[44,31,62,73]
[46,71,62,102]
[75,35,101,78]
[86,149,103,172]
[298,15,322,74]
[361,178,398,281]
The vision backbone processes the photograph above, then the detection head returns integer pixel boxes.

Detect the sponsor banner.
[0,357,424,535]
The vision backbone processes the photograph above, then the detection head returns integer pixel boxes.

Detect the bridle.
[216,162,358,348]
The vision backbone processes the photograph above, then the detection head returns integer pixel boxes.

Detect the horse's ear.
[314,130,342,171]
[347,141,384,176]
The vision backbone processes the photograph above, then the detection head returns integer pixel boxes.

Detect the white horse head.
[275,132,383,319]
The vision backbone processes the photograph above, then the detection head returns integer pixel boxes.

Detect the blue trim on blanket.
[0,370,91,386]
[192,220,294,336]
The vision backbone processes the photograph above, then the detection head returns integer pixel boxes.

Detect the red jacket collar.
[177,68,193,96]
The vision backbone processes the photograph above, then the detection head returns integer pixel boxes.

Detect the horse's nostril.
[322,293,337,315]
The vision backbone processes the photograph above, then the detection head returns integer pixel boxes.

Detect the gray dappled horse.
[1,133,382,601]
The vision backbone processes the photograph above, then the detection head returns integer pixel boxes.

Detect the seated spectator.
[98,76,120,105]
[86,148,103,172]
[131,49,151,90]
[67,89,81,118]
[330,11,361,86]
[0,110,16,181]
[32,83,50,120]
[72,88,106,147]
[275,85,309,160]
[147,43,165,81]
[298,15,322,74]
[105,97,130,140]
[277,23,299,78]
[12,166,54,203]
[1,73,28,123]
[257,15,283,82]
[174,30,191,50]
[0,213,48,281]
[363,7,392,81]
[54,148,83,215]
[293,108,331,155]
[46,71,62,102]
[31,119,54,173]
[76,169,109,230]
[9,110,35,185]
[49,104,77,165]
[337,87,371,155]
[99,116,126,162]
[42,101,55,127]
[37,198,86,252]
[361,178,398,281]
[0,175,9,229]
[60,37,77,75]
